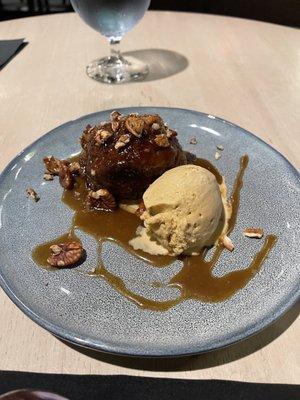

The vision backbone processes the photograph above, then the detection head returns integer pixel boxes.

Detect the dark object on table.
[0,371,299,400]
[0,1,73,21]
[80,112,187,200]
[150,0,300,27]
[0,390,68,399]
[0,39,26,70]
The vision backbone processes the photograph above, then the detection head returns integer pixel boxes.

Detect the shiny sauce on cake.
[32,155,277,311]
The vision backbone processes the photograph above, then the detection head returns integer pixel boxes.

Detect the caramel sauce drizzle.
[32,155,277,311]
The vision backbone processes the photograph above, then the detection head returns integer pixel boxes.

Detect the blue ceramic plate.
[0,107,299,356]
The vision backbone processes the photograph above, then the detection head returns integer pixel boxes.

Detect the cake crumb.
[189,137,198,145]
[26,187,40,202]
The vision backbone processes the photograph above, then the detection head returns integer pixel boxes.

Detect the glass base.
[86,54,149,84]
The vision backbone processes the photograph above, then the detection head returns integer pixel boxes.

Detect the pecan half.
[125,115,144,137]
[154,134,170,147]
[135,201,146,218]
[243,228,264,239]
[115,134,130,150]
[47,242,83,267]
[44,156,77,184]
[59,162,74,190]
[26,187,40,202]
[86,188,117,211]
[221,235,235,251]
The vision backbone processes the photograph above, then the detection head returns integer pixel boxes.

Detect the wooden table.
[0,12,299,384]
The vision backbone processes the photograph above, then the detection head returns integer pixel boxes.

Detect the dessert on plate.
[80,112,187,200]
[32,111,276,311]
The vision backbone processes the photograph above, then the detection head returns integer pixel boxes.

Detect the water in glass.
[71,0,150,41]
[70,0,151,83]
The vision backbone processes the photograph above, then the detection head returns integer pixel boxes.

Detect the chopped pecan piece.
[221,235,234,251]
[110,110,122,132]
[217,144,224,151]
[214,151,221,160]
[43,156,64,175]
[80,124,94,150]
[47,242,83,267]
[26,187,40,202]
[69,161,81,174]
[86,188,117,211]
[43,173,54,181]
[95,129,113,145]
[115,134,130,150]
[87,124,95,132]
[166,129,177,138]
[110,110,122,121]
[151,123,160,131]
[154,134,170,147]
[125,115,144,137]
[111,121,119,132]
[142,115,161,126]
[135,201,146,218]
[189,137,197,145]
[58,162,74,190]
[243,228,264,239]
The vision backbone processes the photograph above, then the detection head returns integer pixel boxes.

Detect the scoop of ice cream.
[130,164,225,256]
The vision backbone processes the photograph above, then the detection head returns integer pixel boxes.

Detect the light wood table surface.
[0,11,299,384]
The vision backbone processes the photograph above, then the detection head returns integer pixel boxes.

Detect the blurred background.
[0,0,299,27]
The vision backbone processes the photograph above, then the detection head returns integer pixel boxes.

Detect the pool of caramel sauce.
[32,155,277,311]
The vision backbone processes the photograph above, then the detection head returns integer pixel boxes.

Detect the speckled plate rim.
[0,107,299,358]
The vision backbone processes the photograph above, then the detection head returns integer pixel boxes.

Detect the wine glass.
[70,0,151,84]
[0,390,69,400]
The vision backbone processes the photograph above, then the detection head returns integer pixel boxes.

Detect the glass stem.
[109,39,121,59]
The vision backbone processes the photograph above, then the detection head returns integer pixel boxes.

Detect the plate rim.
[0,106,299,357]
